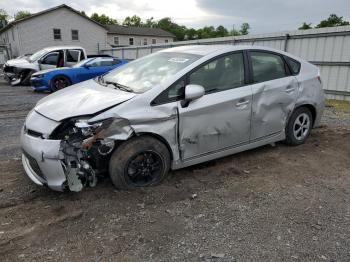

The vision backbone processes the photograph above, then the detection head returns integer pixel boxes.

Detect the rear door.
[248,50,298,140]
[177,52,252,160]
[65,49,81,67]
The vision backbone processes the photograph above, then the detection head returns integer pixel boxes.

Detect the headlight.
[75,118,113,137]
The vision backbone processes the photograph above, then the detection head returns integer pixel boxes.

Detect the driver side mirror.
[84,63,91,68]
[181,84,205,107]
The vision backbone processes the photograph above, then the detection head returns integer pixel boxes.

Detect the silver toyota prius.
[21,45,325,192]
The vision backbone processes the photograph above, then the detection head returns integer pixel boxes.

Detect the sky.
[1,0,350,33]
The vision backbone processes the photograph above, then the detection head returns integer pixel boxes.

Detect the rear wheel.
[50,75,71,92]
[109,136,171,190]
[285,107,313,145]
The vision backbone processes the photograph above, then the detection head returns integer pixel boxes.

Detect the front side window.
[53,28,61,40]
[189,52,245,93]
[250,51,287,83]
[41,52,59,65]
[129,38,134,45]
[103,52,202,93]
[71,30,79,40]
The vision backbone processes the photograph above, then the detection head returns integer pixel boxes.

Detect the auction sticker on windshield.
[168,58,190,63]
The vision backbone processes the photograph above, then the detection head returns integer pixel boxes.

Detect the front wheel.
[109,136,171,190]
[285,107,313,145]
[50,75,71,92]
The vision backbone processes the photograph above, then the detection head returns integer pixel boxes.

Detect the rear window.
[285,56,301,75]
[250,51,287,83]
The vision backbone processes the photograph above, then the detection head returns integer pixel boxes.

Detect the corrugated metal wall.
[101,26,350,101]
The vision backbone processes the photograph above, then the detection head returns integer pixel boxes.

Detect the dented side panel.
[250,76,298,140]
[178,86,252,160]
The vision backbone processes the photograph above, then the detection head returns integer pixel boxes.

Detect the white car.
[3,46,86,85]
[21,45,325,192]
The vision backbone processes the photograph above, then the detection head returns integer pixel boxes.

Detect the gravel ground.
[0,78,349,261]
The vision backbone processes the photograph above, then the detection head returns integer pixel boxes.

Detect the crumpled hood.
[35,79,136,121]
[6,58,32,67]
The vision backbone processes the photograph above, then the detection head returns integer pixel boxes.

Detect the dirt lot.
[0,78,350,262]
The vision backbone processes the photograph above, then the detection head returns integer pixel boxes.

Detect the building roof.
[106,25,175,38]
[0,4,106,34]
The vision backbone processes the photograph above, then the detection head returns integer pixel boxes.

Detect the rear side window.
[285,56,301,75]
[250,51,287,83]
[67,50,80,63]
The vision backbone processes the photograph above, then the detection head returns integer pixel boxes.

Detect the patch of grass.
[326,99,350,112]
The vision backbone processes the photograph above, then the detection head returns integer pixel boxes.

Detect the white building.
[0,4,108,57]
[106,25,175,47]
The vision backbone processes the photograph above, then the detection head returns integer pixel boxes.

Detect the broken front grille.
[3,65,14,73]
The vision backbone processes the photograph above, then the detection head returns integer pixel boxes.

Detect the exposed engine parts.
[58,120,115,192]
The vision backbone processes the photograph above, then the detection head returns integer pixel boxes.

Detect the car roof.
[160,45,291,57]
[42,46,84,52]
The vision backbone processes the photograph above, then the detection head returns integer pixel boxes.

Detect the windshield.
[73,58,94,68]
[103,52,202,93]
[28,49,48,62]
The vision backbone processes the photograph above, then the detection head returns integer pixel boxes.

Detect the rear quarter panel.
[294,61,325,127]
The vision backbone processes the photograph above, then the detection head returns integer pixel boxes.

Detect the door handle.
[285,85,295,93]
[236,100,250,107]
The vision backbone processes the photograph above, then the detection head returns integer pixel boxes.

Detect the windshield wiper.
[105,81,133,92]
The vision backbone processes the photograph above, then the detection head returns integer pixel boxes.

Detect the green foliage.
[299,14,349,30]
[123,15,142,26]
[240,23,250,35]
[90,13,118,25]
[157,17,187,40]
[316,14,349,28]
[0,9,9,29]
[14,10,31,20]
[298,22,312,30]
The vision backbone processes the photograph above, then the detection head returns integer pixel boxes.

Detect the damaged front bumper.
[20,128,67,191]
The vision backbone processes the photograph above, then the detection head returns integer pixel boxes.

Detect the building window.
[114,36,119,45]
[71,30,79,40]
[129,38,134,45]
[143,38,147,45]
[152,39,156,44]
[165,39,169,43]
[53,28,61,40]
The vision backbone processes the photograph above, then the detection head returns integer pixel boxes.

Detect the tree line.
[87,13,251,41]
[298,14,349,30]
[1,8,349,41]
[0,8,250,41]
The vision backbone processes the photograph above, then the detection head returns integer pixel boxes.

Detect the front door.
[178,52,252,160]
[248,51,298,140]
[39,52,59,70]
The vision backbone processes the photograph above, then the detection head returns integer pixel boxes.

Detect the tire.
[50,75,71,92]
[109,136,171,190]
[285,107,313,146]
